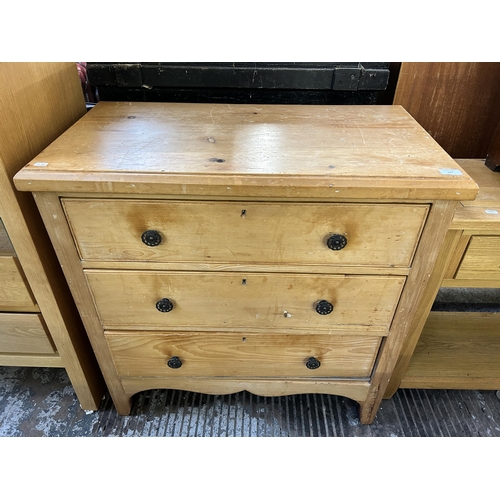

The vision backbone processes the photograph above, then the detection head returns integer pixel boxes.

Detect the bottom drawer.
[0,313,55,354]
[105,331,381,379]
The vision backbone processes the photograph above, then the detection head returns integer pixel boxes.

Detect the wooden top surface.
[14,102,478,200]
[451,159,500,230]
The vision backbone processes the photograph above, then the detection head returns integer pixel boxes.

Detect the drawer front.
[105,331,381,378]
[63,199,428,267]
[0,313,55,354]
[0,256,38,311]
[86,271,405,333]
[455,236,500,280]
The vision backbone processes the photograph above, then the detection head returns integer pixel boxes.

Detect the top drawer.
[62,199,428,268]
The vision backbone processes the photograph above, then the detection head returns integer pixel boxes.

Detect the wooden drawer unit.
[0,63,105,409]
[14,102,478,423]
[386,159,500,393]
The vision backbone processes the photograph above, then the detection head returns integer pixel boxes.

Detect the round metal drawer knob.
[141,230,162,246]
[306,357,321,370]
[167,356,182,369]
[315,300,334,315]
[326,234,347,251]
[156,298,174,313]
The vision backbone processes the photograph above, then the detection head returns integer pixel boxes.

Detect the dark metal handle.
[315,300,334,315]
[142,230,162,247]
[156,298,174,313]
[167,356,182,369]
[306,357,321,370]
[326,234,347,251]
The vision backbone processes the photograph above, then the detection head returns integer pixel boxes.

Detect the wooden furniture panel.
[0,256,38,311]
[401,312,500,389]
[386,159,500,393]
[0,353,64,367]
[120,377,372,402]
[394,63,500,158]
[106,332,381,378]
[0,63,106,409]
[15,102,477,423]
[1,218,38,311]
[85,271,405,333]
[0,64,88,179]
[0,313,55,354]
[63,199,428,268]
[14,104,477,201]
[454,236,500,280]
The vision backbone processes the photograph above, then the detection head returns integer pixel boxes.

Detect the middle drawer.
[85,271,405,333]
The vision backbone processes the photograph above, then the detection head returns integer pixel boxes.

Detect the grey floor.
[1,365,499,437]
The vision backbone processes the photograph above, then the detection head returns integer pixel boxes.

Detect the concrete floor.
[1,365,499,437]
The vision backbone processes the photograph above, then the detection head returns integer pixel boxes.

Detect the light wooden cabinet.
[14,102,478,423]
[387,159,500,392]
[0,63,105,410]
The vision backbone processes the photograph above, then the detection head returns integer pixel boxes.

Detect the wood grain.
[33,191,132,415]
[80,260,412,276]
[106,331,381,378]
[443,231,469,279]
[441,278,500,288]
[85,271,405,333]
[401,312,500,388]
[0,313,55,354]
[383,227,462,398]
[457,160,500,198]
[394,62,500,158]
[63,199,428,267]
[388,158,500,394]
[0,63,106,410]
[0,256,38,311]
[17,101,479,421]
[455,236,500,280]
[120,377,371,402]
[0,353,64,368]
[450,159,500,232]
[0,63,87,178]
[363,199,458,419]
[13,102,478,200]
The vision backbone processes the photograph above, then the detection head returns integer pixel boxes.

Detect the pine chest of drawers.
[14,102,478,423]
